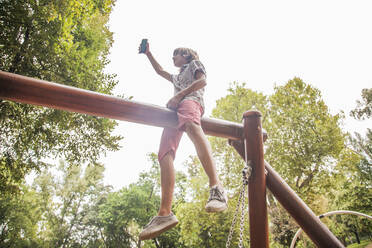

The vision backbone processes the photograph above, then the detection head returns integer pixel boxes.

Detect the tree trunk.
[341,236,347,246]
[352,230,360,244]
[153,238,160,248]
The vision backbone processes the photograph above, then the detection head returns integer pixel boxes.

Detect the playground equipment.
[290,210,372,248]
[0,70,345,247]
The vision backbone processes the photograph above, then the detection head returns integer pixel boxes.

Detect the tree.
[350,88,372,185]
[208,79,347,246]
[210,82,269,190]
[0,0,120,195]
[98,153,188,248]
[326,88,372,245]
[269,204,299,247]
[176,156,243,248]
[341,88,372,237]
[98,184,158,247]
[350,88,372,120]
[32,161,111,247]
[0,185,43,247]
[266,78,345,204]
[211,79,345,202]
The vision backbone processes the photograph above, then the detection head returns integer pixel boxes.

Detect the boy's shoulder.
[189,59,203,65]
[188,60,206,74]
[188,60,205,69]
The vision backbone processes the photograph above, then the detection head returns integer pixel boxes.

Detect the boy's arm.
[166,71,206,110]
[176,71,206,98]
[145,45,172,82]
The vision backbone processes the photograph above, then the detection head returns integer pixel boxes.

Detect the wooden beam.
[0,70,258,140]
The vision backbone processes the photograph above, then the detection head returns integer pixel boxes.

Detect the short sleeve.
[189,60,206,79]
[171,74,178,84]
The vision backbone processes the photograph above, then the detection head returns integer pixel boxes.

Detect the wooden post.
[243,111,269,248]
[230,140,345,248]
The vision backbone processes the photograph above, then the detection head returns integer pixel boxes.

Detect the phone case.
[139,39,148,53]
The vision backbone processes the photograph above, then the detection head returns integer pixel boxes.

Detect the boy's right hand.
[139,41,150,55]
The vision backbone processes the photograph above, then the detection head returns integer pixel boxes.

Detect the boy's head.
[173,48,199,63]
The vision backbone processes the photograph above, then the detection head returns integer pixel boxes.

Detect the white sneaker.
[139,213,179,240]
[205,185,228,213]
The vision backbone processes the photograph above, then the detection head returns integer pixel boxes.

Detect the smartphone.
[139,39,148,53]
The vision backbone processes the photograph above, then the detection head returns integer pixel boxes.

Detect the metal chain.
[238,182,248,247]
[226,182,245,248]
[226,139,252,248]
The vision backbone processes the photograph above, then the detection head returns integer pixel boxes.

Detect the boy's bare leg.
[184,121,228,213]
[158,152,175,216]
[184,122,219,187]
[139,153,178,240]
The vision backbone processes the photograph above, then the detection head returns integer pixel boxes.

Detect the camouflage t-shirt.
[171,60,207,113]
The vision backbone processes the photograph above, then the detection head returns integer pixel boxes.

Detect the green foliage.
[323,88,372,246]
[99,184,158,247]
[269,204,299,247]
[347,239,372,248]
[211,78,345,204]
[177,158,248,248]
[211,82,269,190]
[212,82,269,123]
[349,89,372,213]
[177,201,237,248]
[350,88,372,120]
[323,88,372,247]
[348,88,372,214]
[329,148,371,216]
[208,78,348,246]
[266,78,345,201]
[0,0,120,194]
[97,153,188,248]
[350,131,372,183]
[0,186,43,247]
[1,161,110,248]
[31,161,111,247]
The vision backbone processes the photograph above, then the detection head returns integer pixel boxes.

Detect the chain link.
[226,139,252,248]
[226,181,245,248]
[238,182,248,247]
[226,164,251,248]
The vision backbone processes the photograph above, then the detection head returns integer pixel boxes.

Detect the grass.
[347,239,372,248]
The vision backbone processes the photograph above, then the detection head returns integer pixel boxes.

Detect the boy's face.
[173,53,188,68]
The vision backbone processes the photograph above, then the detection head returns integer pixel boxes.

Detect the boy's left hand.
[166,95,182,110]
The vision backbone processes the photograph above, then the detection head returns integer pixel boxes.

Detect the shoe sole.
[139,220,179,240]
[205,204,228,213]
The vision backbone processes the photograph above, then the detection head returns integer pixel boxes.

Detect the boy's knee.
[184,121,200,136]
[159,151,174,167]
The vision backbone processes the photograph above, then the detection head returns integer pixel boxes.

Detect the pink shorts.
[158,100,203,161]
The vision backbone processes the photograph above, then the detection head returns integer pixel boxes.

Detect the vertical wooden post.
[243,111,269,248]
[230,140,345,248]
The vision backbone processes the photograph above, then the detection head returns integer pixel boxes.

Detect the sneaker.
[139,213,179,240]
[205,184,228,212]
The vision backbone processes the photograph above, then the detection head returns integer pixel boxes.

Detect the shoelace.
[209,187,225,202]
[144,217,157,228]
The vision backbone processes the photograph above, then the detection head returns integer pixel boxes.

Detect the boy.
[139,42,227,240]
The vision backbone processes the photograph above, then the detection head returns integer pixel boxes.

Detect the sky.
[101,0,372,190]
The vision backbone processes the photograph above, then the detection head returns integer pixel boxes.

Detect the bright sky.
[101,0,372,190]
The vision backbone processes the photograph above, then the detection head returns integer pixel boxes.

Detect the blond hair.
[173,47,199,63]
